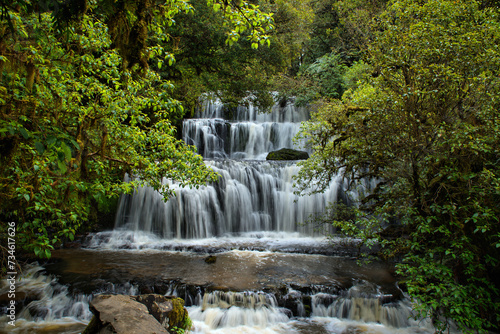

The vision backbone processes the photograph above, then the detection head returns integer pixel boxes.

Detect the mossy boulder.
[83,294,191,334]
[266,148,309,161]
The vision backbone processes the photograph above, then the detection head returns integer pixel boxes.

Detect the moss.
[168,298,191,333]
[266,148,309,161]
[204,255,217,264]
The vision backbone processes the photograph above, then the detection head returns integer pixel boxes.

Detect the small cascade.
[0,265,92,334]
[163,281,435,334]
[0,265,139,334]
[188,291,290,330]
[183,120,305,160]
[309,282,421,328]
[183,118,230,159]
[183,99,309,159]
[195,97,309,122]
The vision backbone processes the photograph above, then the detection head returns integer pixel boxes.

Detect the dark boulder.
[266,148,309,161]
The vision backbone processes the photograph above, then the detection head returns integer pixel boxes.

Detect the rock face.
[266,148,309,161]
[83,294,190,334]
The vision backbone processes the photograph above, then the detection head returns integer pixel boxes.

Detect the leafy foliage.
[297,53,347,105]
[161,0,286,114]
[275,0,384,104]
[0,0,274,260]
[295,0,500,332]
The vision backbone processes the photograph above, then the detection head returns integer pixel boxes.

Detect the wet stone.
[84,294,168,334]
[84,294,190,334]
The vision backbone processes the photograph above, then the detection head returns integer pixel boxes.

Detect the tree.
[160,0,288,114]
[275,0,386,105]
[0,0,274,260]
[295,0,500,332]
[158,0,319,114]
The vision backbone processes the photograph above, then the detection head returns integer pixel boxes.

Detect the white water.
[183,120,305,160]
[115,161,347,239]
[195,98,309,122]
[183,99,309,160]
[0,265,90,334]
[85,230,349,253]
[0,265,437,334]
[174,286,436,334]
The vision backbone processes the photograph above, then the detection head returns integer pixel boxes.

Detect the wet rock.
[139,286,154,294]
[64,241,82,249]
[266,148,309,161]
[0,291,34,315]
[0,291,29,304]
[84,295,167,334]
[83,294,190,334]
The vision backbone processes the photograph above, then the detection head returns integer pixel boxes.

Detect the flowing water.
[1,99,445,333]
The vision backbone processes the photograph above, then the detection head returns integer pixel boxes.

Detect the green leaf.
[61,142,72,161]
[19,127,29,139]
[24,194,30,202]
[70,139,80,150]
[57,160,67,173]
[35,141,45,154]
[47,136,56,145]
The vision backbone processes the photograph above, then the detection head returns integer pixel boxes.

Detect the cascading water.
[115,161,344,239]
[183,99,309,160]
[115,98,348,239]
[2,98,453,334]
[0,265,132,334]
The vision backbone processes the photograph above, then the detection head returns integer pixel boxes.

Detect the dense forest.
[1,0,499,332]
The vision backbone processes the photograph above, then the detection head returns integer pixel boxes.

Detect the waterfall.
[115,98,345,239]
[170,282,435,334]
[194,97,309,122]
[309,282,420,328]
[0,264,131,334]
[188,291,290,330]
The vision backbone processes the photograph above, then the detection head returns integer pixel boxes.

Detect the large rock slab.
[83,294,189,334]
[47,248,397,293]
